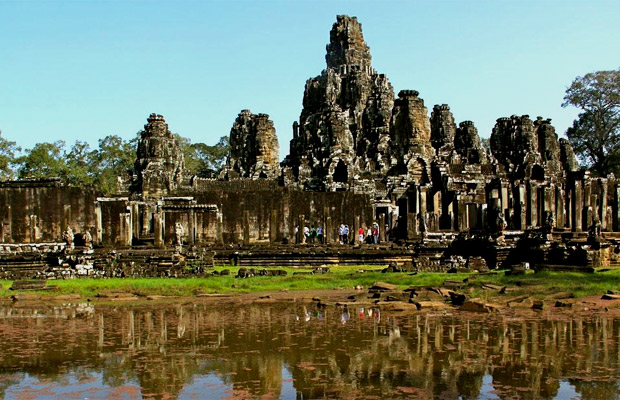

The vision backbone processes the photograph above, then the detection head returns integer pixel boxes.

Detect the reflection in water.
[0,301,619,399]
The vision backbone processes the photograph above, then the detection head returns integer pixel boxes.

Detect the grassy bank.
[1,266,620,299]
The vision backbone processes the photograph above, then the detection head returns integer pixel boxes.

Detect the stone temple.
[0,15,618,276]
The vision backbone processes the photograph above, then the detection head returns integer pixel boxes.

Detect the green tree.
[176,135,229,178]
[90,134,137,194]
[0,130,20,180]
[16,141,68,179]
[562,68,620,176]
[65,141,95,186]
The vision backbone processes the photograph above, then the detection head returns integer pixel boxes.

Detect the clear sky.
[1,0,619,159]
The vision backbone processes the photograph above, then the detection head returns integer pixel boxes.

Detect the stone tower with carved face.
[282,15,394,190]
[133,113,184,199]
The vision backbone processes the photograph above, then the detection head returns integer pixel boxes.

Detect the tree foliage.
[89,134,138,194]
[7,129,229,194]
[563,68,620,176]
[0,130,20,180]
[184,136,229,178]
[16,140,68,180]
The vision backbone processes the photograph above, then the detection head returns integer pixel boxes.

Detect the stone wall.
[179,181,375,245]
[0,179,97,243]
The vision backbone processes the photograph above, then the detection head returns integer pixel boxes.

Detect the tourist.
[338,224,345,244]
[303,225,310,244]
[358,226,364,243]
[317,226,323,243]
[340,306,350,324]
[366,226,372,244]
[343,224,349,244]
[372,222,379,244]
[310,225,316,243]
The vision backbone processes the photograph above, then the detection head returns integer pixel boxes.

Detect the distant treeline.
[0,130,229,194]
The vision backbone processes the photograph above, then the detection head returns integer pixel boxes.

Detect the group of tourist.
[297,225,324,244]
[295,222,382,244]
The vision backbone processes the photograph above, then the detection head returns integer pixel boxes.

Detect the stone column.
[600,179,608,230]
[355,215,361,244]
[615,185,620,232]
[63,204,72,234]
[584,180,592,228]
[544,186,554,217]
[419,186,428,216]
[243,210,250,245]
[556,187,565,229]
[573,180,583,232]
[501,185,509,217]
[94,201,102,245]
[188,209,195,246]
[216,209,223,244]
[154,211,164,248]
[141,206,150,236]
[457,197,468,231]
[326,214,332,244]
[452,197,459,231]
[516,184,526,230]
[29,215,37,243]
[120,211,132,247]
[270,209,278,243]
[527,182,538,228]
[322,206,329,245]
[297,214,304,244]
[131,203,140,239]
[433,191,441,231]
[379,213,386,243]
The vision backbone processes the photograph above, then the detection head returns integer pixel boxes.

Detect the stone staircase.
[212,245,415,268]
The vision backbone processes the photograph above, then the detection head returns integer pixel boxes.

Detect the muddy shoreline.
[5,286,620,320]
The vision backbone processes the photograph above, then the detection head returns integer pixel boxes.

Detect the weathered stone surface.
[376,301,418,312]
[490,115,568,181]
[460,300,500,313]
[410,287,446,301]
[223,110,280,180]
[505,294,530,305]
[454,121,487,164]
[390,90,433,179]
[133,114,184,199]
[414,300,449,310]
[482,284,504,292]
[555,300,573,308]
[442,279,464,289]
[10,280,46,290]
[559,138,579,172]
[466,256,488,271]
[369,281,398,292]
[282,15,394,190]
[544,291,574,300]
[430,104,456,156]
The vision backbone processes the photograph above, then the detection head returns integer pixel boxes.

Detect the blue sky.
[1,0,619,159]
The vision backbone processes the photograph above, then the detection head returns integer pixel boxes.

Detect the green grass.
[2,266,620,299]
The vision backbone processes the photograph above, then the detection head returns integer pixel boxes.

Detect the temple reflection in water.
[0,301,619,399]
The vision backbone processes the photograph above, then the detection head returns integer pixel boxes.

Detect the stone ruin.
[133,113,184,200]
[1,15,620,277]
[282,15,394,190]
[221,110,280,180]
